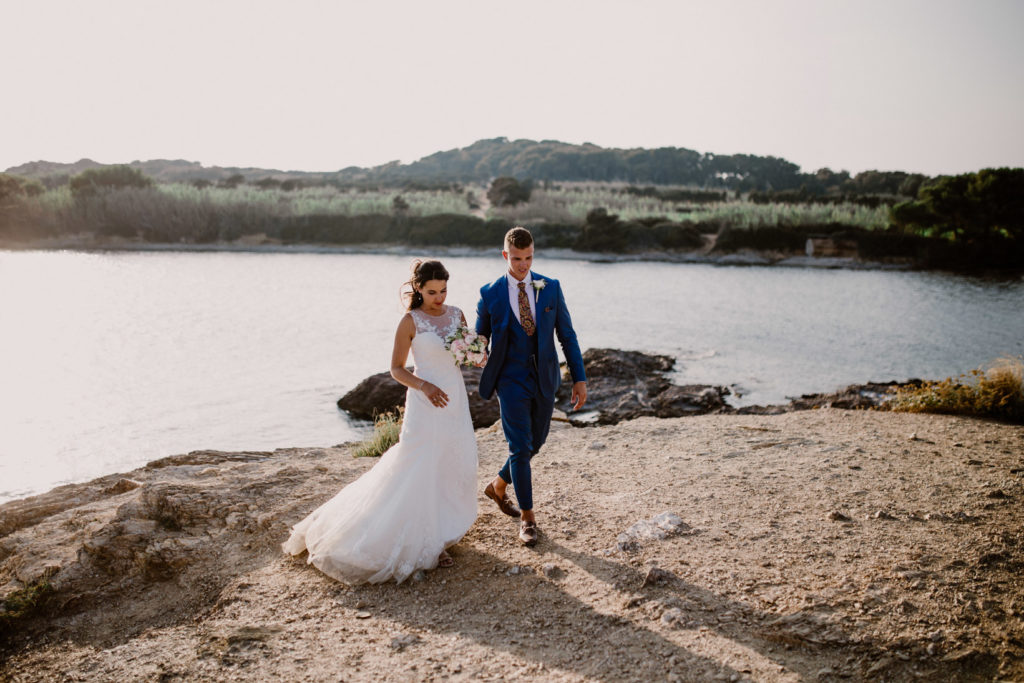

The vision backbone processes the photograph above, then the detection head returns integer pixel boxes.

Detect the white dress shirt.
[506,272,537,326]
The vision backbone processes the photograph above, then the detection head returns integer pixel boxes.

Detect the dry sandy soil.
[1,409,1022,681]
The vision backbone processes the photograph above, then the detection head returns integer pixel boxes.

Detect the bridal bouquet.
[445,326,487,367]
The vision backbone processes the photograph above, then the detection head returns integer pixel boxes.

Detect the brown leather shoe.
[519,520,538,546]
[485,483,521,518]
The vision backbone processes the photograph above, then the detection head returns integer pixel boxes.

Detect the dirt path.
[2,410,1022,681]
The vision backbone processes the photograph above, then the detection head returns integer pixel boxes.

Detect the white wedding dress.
[282,305,478,584]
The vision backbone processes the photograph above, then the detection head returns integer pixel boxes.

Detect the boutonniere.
[532,279,546,292]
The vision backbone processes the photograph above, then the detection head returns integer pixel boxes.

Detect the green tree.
[575,207,629,252]
[890,168,1024,243]
[897,173,928,198]
[69,165,153,200]
[392,194,410,215]
[487,176,532,207]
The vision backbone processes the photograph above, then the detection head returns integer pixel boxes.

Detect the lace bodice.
[410,305,463,342]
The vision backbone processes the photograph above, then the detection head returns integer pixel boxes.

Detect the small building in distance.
[806,236,858,258]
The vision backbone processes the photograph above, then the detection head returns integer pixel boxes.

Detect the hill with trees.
[4,138,924,195]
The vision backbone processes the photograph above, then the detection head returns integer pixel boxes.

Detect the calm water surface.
[2,250,1022,503]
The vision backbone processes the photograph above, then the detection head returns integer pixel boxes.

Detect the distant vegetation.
[1,140,1022,270]
[0,138,939,194]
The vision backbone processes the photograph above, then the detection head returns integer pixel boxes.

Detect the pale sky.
[3,0,1022,177]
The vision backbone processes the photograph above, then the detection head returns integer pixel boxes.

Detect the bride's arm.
[390,314,449,407]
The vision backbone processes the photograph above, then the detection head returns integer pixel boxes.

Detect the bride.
[282,260,481,583]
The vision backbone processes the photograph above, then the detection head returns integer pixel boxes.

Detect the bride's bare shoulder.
[396,311,416,337]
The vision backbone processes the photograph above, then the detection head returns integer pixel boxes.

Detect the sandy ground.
[1,409,1022,682]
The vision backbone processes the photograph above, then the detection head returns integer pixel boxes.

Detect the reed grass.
[159,185,471,217]
[887,357,1024,422]
[4,179,890,246]
[687,202,889,230]
[353,409,403,457]
[488,183,889,229]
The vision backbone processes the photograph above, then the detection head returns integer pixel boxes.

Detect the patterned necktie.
[517,282,536,336]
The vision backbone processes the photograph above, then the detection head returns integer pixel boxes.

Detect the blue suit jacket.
[475,271,587,401]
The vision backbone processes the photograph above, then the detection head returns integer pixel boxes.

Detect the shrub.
[354,410,403,457]
[575,208,628,252]
[852,227,935,260]
[0,174,44,204]
[405,214,505,247]
[530,221,580,249]
[713,225,806,253]
[622,185,726,203]
[487,177,532,207]
[64,187,233,241]
[392,195,410,215]
[279,214,397,244]
[69,165,153,200]
[1,580,53,640]
[890,168,1024,244]
[652,221,704,250]
[887,357,1024,423]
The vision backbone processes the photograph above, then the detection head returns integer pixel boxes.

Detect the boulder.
[737,380,924,414]
[554,348,730,424]
[337,367,500,430]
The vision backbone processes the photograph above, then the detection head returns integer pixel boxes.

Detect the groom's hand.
[570,381,588,411]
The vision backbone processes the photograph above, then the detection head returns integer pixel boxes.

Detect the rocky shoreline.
[337,348,917,428]
[1,409,1022,681]
[0,236,913,271]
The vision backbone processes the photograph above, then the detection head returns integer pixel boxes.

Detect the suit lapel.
[492,275,513,329]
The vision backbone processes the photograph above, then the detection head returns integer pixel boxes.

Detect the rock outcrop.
[554,348,730,424]
[0,447,333,645]
[338,349,733,428]
[737,380,923,415]
[337,367,500,429]
[337,350,925,429]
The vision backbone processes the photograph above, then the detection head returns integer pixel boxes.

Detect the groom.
[476,226,587,546]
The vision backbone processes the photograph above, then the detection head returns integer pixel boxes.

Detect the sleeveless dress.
[282,305,478,584]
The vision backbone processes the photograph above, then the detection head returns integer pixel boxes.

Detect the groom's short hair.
[504,226,533,251]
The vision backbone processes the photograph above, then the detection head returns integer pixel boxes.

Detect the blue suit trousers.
[496,368,555,512]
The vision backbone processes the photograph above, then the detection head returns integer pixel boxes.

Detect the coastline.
[2,410,1021,680]
[0,236,914,271]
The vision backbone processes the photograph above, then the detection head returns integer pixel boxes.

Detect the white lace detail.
[411,305,463,342]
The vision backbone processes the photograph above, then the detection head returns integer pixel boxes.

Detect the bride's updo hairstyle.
[402,259,449,310]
